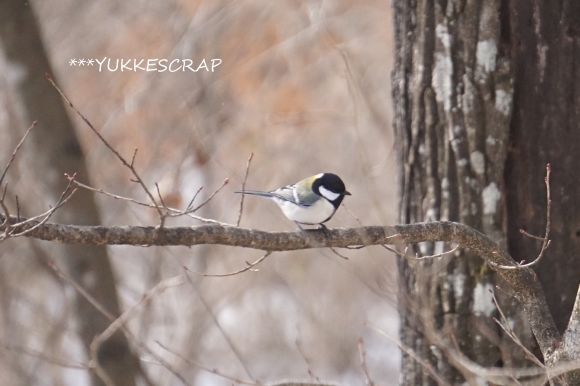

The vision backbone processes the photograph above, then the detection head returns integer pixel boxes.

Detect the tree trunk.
[393,0,533,383]
[0,2,140,385]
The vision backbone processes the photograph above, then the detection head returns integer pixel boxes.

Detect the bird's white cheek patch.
[319,186,340,201]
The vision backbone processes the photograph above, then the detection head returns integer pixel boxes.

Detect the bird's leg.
[317,223,331,237]
[294,221,306,233]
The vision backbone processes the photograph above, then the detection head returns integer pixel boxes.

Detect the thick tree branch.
[0,215,564,365]
[0,213,393,249]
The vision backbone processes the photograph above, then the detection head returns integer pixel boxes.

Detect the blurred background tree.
[0,2,140,385]
[0,0,397,385]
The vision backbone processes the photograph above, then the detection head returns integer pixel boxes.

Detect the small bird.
[235,173,351,230]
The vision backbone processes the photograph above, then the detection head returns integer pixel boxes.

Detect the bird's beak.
[344,191,351,196]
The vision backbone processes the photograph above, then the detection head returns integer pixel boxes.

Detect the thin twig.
[519,230,546,242]
[130,148,138,168]
[155,182,168,210]
[489,289,545,368]
[185,178,229,214]
[89,359,115,386]
[343,202,363,226]
[294,328,319,382]
[182,273,256,380]
[520,163,552,267]
[365,321,452,386]
[0,191,10,233]
[185,186,203,211]
[67,176,154,208]
[154,182,168,228]
[329,247,349,260]
[358,338,375,386]
[346,233,401,250]
[90,274,186,359]
[237,152,253,227]
[46,74,163,220]
[494,284,516,299]
[0,121,37,187]
[447,331,461,354]
[9,175,78,231]
[155,341,259,385]
[2,344,86,370]
[182,214,232,226]
[412,245,459,260]
[66,175,233,225]
[47,262,192,386]
[15,195,20,221]
[381,243,459,261]
[9,188,78,237]
[2,174,78,240]
[0,122,36,235]
[185,251,271,277]
[490,164,552,270]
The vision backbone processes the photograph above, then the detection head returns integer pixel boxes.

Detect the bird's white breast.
[271,197,336,225]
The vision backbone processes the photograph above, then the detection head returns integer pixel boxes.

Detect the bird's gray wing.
[270,185,319,207]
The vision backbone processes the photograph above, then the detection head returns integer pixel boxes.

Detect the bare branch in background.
[156,341,259,386]
[1,344,87,370]
[328,247,349,260]
[48,262,191,386]
[90,275,186,385]
[0,121,37,236]
[381,243,459,261]
[183,177,229,215]
[357,338,375,386]
[365,321,452,386]
[65,174,230,224]
[342,202,363,226]
[46,73,164,221]
[185,251,271,277]
[185,186,204,212]
[489,289,545,368]
[0,121,36,187]
[493,163,552,270]
[1,173,78,241]
[237,151,253,226]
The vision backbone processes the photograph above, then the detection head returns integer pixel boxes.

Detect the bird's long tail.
[233,190,274,198]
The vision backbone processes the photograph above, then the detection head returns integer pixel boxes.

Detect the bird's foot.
[317,223,331,237]
[294,222,306,233]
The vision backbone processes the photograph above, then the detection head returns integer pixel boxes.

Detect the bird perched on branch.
[235,173,351,230]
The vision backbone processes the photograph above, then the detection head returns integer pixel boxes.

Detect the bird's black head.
[312,173,351,207]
